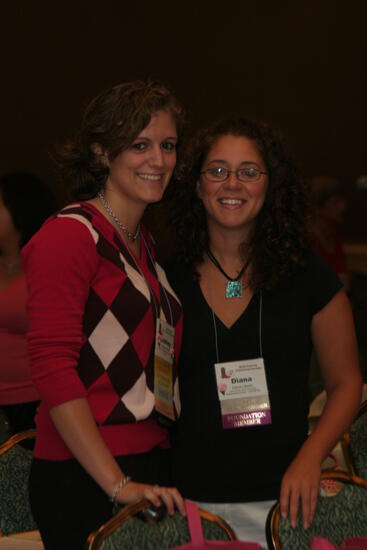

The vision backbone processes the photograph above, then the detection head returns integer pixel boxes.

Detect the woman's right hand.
[117,481,186,516]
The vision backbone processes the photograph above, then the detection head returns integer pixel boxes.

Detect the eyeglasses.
[200,166,267,183]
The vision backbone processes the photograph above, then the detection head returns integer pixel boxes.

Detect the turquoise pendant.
[226,280,242,299]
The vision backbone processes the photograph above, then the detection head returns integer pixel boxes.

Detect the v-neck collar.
[196,280,257,331]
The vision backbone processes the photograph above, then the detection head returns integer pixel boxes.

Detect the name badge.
[214,358,271,429]
[154,319,175,421]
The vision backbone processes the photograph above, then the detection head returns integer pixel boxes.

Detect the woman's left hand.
[117,481,186,516]
[280,450,321,529]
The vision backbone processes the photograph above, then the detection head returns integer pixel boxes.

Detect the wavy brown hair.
[56,80,186,200]
[167,118,311,291]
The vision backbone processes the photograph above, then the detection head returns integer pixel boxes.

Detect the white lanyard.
[206,263,263,362]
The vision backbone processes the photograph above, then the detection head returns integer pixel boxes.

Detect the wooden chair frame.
[0,429,36,456]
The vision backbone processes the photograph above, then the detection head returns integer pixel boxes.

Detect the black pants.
[29,447,173,550]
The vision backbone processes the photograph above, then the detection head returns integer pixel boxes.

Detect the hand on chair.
[280,450,321,529]
[117,481,186,516]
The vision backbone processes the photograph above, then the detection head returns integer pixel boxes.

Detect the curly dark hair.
[168,118,311,291]
[0,172,58,248]
[56,80,186,200]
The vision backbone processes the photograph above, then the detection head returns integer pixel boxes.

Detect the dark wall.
[1,1,366,242]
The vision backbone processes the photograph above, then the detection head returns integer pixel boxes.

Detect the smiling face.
[104,109,178,211]
[197,134,268,238]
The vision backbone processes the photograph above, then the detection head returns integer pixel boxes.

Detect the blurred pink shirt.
[0,273,39,404]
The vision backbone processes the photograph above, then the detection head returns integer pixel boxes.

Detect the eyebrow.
[205,160,261,167]
[135,135,178,141]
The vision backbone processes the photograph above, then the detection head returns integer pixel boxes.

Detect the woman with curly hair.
[165,118,362,542]
[22,80,186,549]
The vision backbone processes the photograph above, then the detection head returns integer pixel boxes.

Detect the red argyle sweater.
[22,202,183,459]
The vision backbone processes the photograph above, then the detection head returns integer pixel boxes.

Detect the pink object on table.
[311,535,367,549]
[171,500,262,549]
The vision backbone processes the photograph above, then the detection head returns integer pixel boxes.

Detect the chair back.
[266,470,367,550]
[86,499,236,550]
[342,400,367,480]
[0,429,37,536]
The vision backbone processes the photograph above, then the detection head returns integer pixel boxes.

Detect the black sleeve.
[306,252,344,315]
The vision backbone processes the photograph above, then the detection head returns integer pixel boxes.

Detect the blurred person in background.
[0,172,58,433]
[309,176,349,290]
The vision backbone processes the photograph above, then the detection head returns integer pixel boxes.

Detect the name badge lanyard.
[207,267,272,429]
[124,234,176,422]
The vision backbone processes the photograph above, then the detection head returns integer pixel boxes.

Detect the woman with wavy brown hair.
[165,118,362,543]
[22,80,186,549]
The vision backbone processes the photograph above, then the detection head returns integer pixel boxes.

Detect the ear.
[91,143,109,166]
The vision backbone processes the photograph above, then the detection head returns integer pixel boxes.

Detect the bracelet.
[110,476,132,503]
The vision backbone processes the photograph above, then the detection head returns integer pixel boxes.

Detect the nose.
[223,171,242,189]
[149,145,164,168]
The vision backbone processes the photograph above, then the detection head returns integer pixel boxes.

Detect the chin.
[141,191,165,205]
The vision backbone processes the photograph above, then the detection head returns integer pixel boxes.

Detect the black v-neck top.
[166,252,342,502]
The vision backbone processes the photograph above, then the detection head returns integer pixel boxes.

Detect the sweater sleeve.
[22,216,99,409]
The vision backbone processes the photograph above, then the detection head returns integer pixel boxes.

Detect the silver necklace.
[97,191,140,242]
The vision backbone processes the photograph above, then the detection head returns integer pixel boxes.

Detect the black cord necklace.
[206,249,251,299]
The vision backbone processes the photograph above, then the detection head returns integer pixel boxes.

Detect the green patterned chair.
[266,470,367,550]
[342,400,367,480]
[0,429,38,537]
[85,498,236,550]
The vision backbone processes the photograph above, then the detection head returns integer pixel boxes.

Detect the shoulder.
[302,250,342,283]
[56,202,106,242]
[22,203,100,275]
[293,251,343,314]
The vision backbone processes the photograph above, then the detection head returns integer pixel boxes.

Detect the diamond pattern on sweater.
[109,277,151,337]
[89,309,129,369]
[97,233,125,271]
[57,204,182,427]
[106,338,145,397]
[118,253,151,303]
[77,341,106,388]
[105,399,136,424]
[83,288,110,337]
[121,371,155,421]
[87,371,121,420]
[130,307,155,368]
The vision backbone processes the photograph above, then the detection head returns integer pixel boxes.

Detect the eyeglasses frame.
[200,167,268,183]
